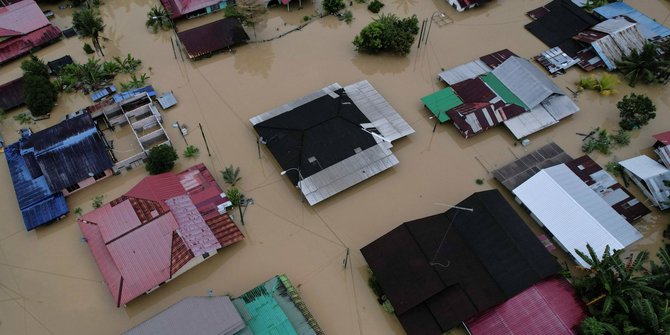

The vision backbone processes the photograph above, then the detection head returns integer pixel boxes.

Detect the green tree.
[323,0,345,14]
[367,0,384,13]
[146,5,172,33]
[21,57,57,117]
[579,317,621,335]
[20,56,50,77]
[353,14,419,56]
[221,165,241,186]
[583,0,609,11]
[225,187,243,206]
[615,43,669,87]
[232,0,266,39]
[145,144,178,175]
[183,145,199,158]
[73,7,105,56]
[617,93,656,131]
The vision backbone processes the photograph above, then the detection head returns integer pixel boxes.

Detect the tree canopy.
[615,43,670,87]
[323,0,345,14]
[73,7,105,55]
[617,93,656,131]
[145,144,178,175]
[146,5,172,33]
[353,14,419,56]
[21,57,57,117]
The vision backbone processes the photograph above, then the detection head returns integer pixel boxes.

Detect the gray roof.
[124,296,245,335]
[492,56,564,109]
[493,142,573,191]
[590,19,646,70]
[437,60,492,85]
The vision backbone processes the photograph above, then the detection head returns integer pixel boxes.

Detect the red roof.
[466,277,586,335]
[160,0,223,19]
[79,164,244,307]
[0,0,61,65]
[653,131,670,146]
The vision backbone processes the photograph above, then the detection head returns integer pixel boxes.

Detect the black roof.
[525,0,601,48]
[47,55,73,75]
[253,88,377,185]
[0,77,24,111]
[21,113,113,191]
[361,189,560,335]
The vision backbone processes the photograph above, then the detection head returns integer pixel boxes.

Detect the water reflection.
[351,52,410,75]
[234,43,275,78]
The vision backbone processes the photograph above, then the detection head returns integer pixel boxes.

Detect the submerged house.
[572,18,647,71]
[619,155,670,211]
[427,54,578,139]
[0,76,24,111]
[124,275,323,335]
[0,0,62,64]
[79,164,244,307]
[512,162,644,268]
[160,0,233,19]
[653,131,670,169]
[252,80,414,206]
[593,1,670,41]
[446,0,491,12]
[361,190,560,335]
[5,114,114,230]
[177,17,249,59]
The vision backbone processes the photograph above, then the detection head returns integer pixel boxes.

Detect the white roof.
[619,155,670,179]
[503,104,558,139]
[492,56,564,109]
[513,164,642,268]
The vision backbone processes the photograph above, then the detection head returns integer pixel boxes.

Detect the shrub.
[475,178,484,185]
[353,14,419,56]
[367,0,384,13]
[20,56,49,77]
[226,187,243,206]
[323,0,345,14]
[605,161,621,177]
[342,9,353,24]
[617,93,656,131]
[74,207,83,217]
[23,75,57,117]
[576,73,620,95]
[183,145,200,158]
[13,113,33,125]
[582,128,612,155]
[83,43,95,54]
[145,144,178,175]
[91,195,104,209]
[303,15,310,22]
[609,129,631,146]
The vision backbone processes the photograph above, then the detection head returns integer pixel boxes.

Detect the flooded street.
[1,0,670,334]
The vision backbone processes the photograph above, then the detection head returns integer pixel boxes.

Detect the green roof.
[420,87,463,123]
[481,73,528,110]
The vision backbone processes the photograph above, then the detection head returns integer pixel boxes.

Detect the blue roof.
[5,142,68,230]
[594,2,670,40]
[113,86,156,102]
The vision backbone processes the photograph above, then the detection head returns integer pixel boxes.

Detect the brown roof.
[177,17,249,59]
[0,76,23,110]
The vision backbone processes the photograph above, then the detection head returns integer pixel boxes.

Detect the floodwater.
[1,0,669,334]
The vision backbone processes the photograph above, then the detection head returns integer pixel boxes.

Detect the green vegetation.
[120,73,150,91]
[72,7,105,56]
[83,43,95,54]
[303,15,310,22]
[367,0,384,13]
[367,268,394,314]
[616,43,670,87]
[56,54,142,93]
[581,128,632,155]
[21,57,57,117]
[573,245,670,335]
[145,144,178,175]
[221,165,242,186]
[323,0,345,14]
[225,187,243,206]
[342,10,353,24]
[475,178,484,185]
[353,14,419,56]
[610,129,631,146]
[114,54,142,73]
[13,113,33,125]
[225,0,267,39]
[74,207,83,217]
[91,195,104,209]
[583,0,609,11]
[576,73,620,96]
[618,93,656,131]
[146,5,172,33]
[605,161,621,177]
[183,145,200,158]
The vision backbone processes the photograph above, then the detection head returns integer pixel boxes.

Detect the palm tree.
[615,43,669,87]
[73,7,105,56]
[146,5,172,33]
[221,165,241,186]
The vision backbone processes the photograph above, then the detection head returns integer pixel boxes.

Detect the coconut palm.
[616,43,669,87]
[221,165,241,186]
[72,7,105,56]
[146,5,172,33]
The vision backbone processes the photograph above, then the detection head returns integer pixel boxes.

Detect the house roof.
[21,113,114,192]
[79,164,244,307]
[491,56,564,109]
[493,142,573,191]
[585,18,646,70]
[177,17,249,59]
[480,72,528,110]
[594,2,670,41]
[124,296,245,335]
[619,155,670,209]
[0,0,61,64]
[466,277,586,335]
[0,23,61,64]
[232,274,324,335]
[46,55,73,74]
[653,131,670,146]
[512,164,643,268]
[525,0,601,48]
[251,81,414,205]
[0,76,24,111]
[437,49,517,85]
[420,87,463,122]
[4,142,68,230]
[160,0,222,19]
[361,189,560,335]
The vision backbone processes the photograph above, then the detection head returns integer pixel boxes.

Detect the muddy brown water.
[1,0,669,334]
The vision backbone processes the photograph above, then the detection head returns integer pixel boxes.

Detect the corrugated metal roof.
[466,277,586,335]
[541,94,579,120]
[438,60,491,85]
[594,2,670,40]
[0,23,61,64]
[525,0,602,48]
[589,19,646,70]
[513,164,643,268]
[420,87,463,122]
[0,76,24,110]
[619,155,670,209]
[503,105,557,139]
[480,72,528,110]
[125,296,245,335]
[0,0,49,35]
[491,57,563,109]
[653,131,670,146]
[178,17,249,59]
[160,0,224,19]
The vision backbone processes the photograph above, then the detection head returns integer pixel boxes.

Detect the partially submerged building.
[572,18,647,71]
[465,277,586,335]
[361,190,560,335]
[251,80,414,205]
[512,163,644,268]
[428,54,578,139]
[619,155,670,211]
[446,0,490,12]
[5,114,114,230]
[0,0,62,64]
[160,0,232,19]
[0,76,24,111]
[124,275,323,335]
[593,1,670,41]
[177,17,249,59]
[653,131,670,169]
[79,164,244,307]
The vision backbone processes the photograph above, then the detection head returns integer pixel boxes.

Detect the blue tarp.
[112,85,156,103]
[594,2,670,40]
[5,142,68,230]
